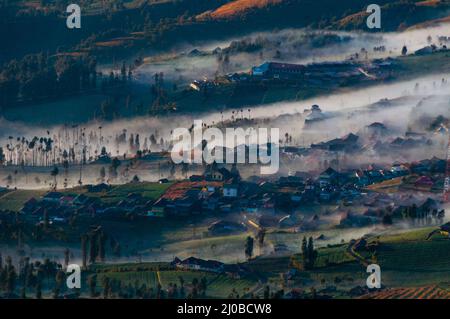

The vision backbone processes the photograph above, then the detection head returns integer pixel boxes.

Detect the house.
[166,191,201,216]
[88,183,110,193]
[419,198,438,212]
[172,257,224,273]
[415,45,437,55]
[205,165,232,182]
[202,194,220,211]
[251,61,306,79]
[222,264,249,279]
[319,167,339,187]
[73,194,90,206]
[127,193,143,201]
[59,195,75,206]
[223,184,238,197]
[272,243,289,254]
[414,176,434,188]
[149,198,168,217]
[305,104,325,123]
[311,133,359,152]
[208,220,247,235]
[367,122,388,137]
[42,192,63,202]
[390,164,409,176]
[279,214,299,228]
[278,176,304,187]
[339,212,377,227]
[189,175,204,182]
[21,198,38,213]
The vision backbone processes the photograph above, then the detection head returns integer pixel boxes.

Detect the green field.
[0,182,172,211]
[97,182,173,204]
[91,265,259,298]
[0,189,47,211]
[370,228,450,287]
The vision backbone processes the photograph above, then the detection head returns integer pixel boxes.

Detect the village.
[2,153,446,236]
[0,0,450,300]
[189,41,449,95]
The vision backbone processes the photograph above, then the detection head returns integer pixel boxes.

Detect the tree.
[6,266,17,295]
[43,209,49,231]
[53,270,65,298]
[89,231,98,264]
[99,166,106,182]
[88,274,97,297]
[245,236,254,260]
[401,45,408,56]
[0,147,4,165]
[263,285,270,299]
[102,276,110,298]
[64,248,70,267]
[200,277,208,296]
[301,236,308,269]
[50,166,59,189]
[307,237,317,269]
[109,157,121,179]
[98,231,107,262]
[257,228,266,248]
[81,234,88,269]
[382,214,393,225]
[35,280,42,299]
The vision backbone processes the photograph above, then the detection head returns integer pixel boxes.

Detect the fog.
[132,24,450,82]
[1,24,449,188]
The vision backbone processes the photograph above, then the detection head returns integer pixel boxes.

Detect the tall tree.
[307,237,317,269]
[98,231,107,262]
[89,231,98,264]
[81,234,88,269]
[102,276,110,299]
[64,248,70,267]
[35,280,42,299]
[88,274,97,297]
[245,236,254,260]
[301,236,308,269]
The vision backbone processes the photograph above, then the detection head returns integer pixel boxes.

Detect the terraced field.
[207,274,258,298]
[92,266,259,298]
[96,270,159,288]
[360,285,450,299]
[363,228,450,287]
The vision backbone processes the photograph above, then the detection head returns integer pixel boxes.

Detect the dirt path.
[346,239,370,267]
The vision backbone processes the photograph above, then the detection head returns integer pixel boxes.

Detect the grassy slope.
[73,226,450,298]
[198,0,283,19]
[0,182,172,212]
[369,228,450,287]
[332,1,450,31]
[0,189,47,211]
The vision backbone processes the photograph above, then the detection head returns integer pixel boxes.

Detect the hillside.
[332,0,450,31]
[197,0,283,20]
